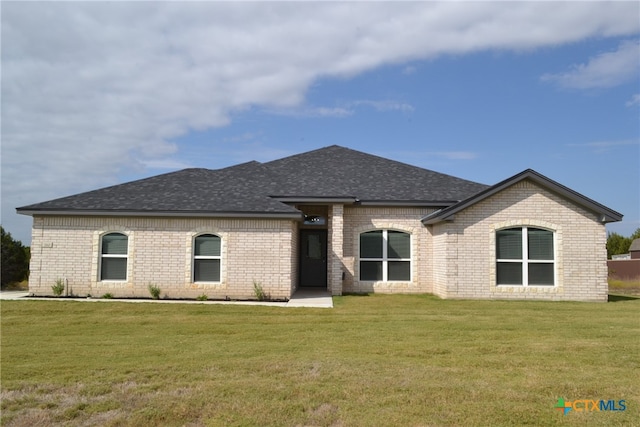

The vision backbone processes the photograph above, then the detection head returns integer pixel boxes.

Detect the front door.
[299,229,328,287]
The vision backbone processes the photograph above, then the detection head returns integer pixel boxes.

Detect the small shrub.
[148,284,161,300]
[253,281,269,301]
[51,279,65,297]
[196,294,208,301]
[102,293,114,299]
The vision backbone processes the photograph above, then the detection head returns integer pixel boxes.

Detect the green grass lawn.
[2,295,638,426]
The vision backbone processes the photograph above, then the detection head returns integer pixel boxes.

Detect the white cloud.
[350,100,415,113]
[402,66,417,75]
[626,94,640,107]
[568,140,639,148]
[568,139,640,153]
[2,2,639,242]
[268,99,414,118]
[541,39,640,89]
[266,106,354,118]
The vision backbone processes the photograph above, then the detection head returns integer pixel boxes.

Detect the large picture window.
[194,234,221,282]
[496,227,555,286]
[100,233,128,281]
[360,230,411,281]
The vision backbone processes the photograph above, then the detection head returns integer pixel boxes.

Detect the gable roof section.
[16,145,489,217]
[421,169,623,225]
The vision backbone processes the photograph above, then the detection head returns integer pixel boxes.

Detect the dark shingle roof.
[17,145,489,216]
[262,146,487,201]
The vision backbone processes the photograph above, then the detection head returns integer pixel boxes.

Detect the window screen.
[387,231,410,259]
[496,227,555,287]
[100,233,128,281]
[496,228,522,260]
[360,231,383,258]
[194,234,221,282]
[528,228,553,260]
[195,235,221,257]
[359,230,411,281]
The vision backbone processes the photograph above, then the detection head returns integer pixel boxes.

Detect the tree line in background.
[1,226,30,287]
[607,228,640,259]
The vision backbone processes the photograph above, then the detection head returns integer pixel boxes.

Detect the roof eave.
[271,196,359,204]
[357,200,458,207]
[421,169,623,225]
[273,196,458,208]
[16,209,304,220]
[422,212,456,225]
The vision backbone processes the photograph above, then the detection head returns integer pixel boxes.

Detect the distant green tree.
[1,226,30,286]
[606,229,639,259]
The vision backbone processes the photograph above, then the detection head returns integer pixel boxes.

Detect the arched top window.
[193,234,222,282]
[496,227,555,286]
[100,232,128,281]
[359,230,411,281]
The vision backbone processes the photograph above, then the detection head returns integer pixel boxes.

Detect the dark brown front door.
[299,229,328,287]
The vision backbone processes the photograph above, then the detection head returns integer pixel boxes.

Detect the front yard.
[1,295,638,426]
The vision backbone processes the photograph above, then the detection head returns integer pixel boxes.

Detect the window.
[194,234,221,282]
[496,227,554,286]
[360,230,411,281]
[100,233,128,281]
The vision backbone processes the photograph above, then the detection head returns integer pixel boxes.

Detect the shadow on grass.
[608,294,640,302]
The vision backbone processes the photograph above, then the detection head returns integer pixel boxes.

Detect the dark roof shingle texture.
[18,145,488,215]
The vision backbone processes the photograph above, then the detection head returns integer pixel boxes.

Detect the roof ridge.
[216,160,262,172]
[267,145,479,177]
[261,145,343,166]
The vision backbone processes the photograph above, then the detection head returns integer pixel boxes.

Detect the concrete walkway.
[287,288,333,308]
[0,289,333,308]
[0,291,30,300]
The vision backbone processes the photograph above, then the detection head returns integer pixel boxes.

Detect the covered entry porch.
[294,204,345,296]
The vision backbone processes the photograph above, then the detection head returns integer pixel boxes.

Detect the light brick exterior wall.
[290,222,299,295]
[328,204,344,296]
[26,182,609,302]
[430,225,459,298]
[342,206,437,294]
[28,216,297,300]
[439,180,608,301]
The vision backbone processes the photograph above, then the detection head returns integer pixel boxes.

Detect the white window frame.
[193,234,222,283]
[99,232,128,282]
[496,227,556,287]
[359,229,412,282]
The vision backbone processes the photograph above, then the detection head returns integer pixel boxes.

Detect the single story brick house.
[17,145,622,301]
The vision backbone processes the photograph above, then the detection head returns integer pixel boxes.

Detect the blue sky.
[2,2,639,244]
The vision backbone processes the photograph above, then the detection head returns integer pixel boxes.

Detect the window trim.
[359,229,412,282]
[99,232,128,282]
[192,233,222,283]
[496,226,556,287]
